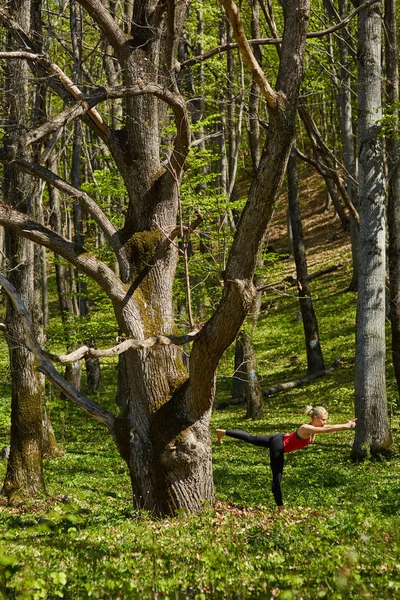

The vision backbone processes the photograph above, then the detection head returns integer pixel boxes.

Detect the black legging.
[226,429,285,506]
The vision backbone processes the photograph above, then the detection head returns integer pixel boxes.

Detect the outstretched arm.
[298,419,356,438]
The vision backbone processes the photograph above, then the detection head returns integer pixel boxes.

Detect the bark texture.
[2,0,45,498]
[352,0,392,459]
[385,0,400,398]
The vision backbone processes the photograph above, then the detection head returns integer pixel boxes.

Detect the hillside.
[269,171,352,273]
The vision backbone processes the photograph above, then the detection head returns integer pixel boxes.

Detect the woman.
[216,405,356,512]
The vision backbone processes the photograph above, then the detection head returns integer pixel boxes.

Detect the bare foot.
[216,428,226,444]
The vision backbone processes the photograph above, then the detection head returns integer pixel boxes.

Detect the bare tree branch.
[190,132,223,148]
[18,83,189,149]
[43,329,201,364]
[23,91,105,148]
[0,51,41,60]
[0,273,116,431]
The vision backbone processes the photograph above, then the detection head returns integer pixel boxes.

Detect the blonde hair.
[305,405,328,419]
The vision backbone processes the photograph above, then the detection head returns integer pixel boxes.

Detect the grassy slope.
[0,184,399,599]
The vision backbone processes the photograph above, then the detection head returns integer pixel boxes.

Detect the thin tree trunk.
[352,0,392,459]
[46,155,83,392]
[232,336,245,399]
[337,0,359,291]
[240,331,264,419]
[287,146,325,373]
[236,0,264,419]
[226,21,238,205]
[30,0,61,458]
[325,177,349,227]
[2,0,45,499]
[298,103,351,231]
[385,0,400,398]
[69,0,84,389]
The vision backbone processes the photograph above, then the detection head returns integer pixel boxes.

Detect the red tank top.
[283,430,311,453]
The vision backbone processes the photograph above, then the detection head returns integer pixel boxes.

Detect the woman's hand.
[347,419,357,429]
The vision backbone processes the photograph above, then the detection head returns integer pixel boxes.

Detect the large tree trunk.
[385,0,400,398]
[352,0,392,459]
[287,146,325,373]
[2,0,45,498]
[110,0,309,514]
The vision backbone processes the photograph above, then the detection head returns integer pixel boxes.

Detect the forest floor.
[0,172,399,599]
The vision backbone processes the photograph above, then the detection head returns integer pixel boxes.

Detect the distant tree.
[287,145,325,374]
[335,0,359,292]
[0,0,310,515]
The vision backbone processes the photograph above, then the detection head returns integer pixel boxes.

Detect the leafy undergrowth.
[1,292,400,599]
[1,195,400,598]
[0,405,399,600]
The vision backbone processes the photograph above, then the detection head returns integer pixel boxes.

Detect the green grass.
[1,259,400,599]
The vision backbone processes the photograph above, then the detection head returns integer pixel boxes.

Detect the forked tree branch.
[22,82,190,178]
[0,274,117,431]
[17,83,189,150]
